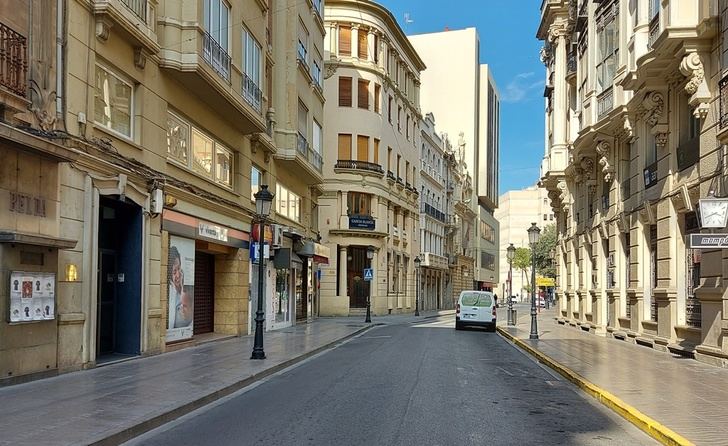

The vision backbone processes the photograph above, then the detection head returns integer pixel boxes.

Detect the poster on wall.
[166,236,195,342]
[8,271,55,323]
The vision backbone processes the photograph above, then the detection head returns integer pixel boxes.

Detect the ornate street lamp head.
[367,245,375,260]
[528,222,541,246]
[254,184,274,217]
[506,243,516,262]
[414,255,421,268]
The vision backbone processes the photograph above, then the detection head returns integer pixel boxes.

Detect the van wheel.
[455,321,463,330]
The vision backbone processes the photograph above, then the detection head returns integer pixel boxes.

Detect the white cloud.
[500,72,545,103]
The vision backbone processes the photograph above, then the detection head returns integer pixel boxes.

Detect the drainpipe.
[56,0,64,121]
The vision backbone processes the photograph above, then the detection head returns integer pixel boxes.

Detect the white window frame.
[596,4,618,94]
[251,165,263,201]
[276,183,301,222]
[94,64,134,140]
[242,26,262,110]
[313,119,323,154]
[204,0,230,52]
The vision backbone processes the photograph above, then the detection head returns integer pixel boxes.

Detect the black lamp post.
[547,247,555,309]
[365,246,375,323]
[414,255,421,316]
[528,222,541,340]
[251,185,274,360]
[506,243,516,326]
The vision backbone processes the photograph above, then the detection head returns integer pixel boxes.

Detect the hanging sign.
[689,234,728,249]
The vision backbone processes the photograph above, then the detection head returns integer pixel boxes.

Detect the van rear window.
[460,293,492,307]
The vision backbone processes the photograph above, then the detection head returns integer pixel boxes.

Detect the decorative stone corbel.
[669,184,693,214]
[643,91,664,128]
[679,53,711,120]
[134,47,147,70]
[653,131,668,149]
[580,157,594,181]
[95,18,112,42]
[324,62,338,79]
[595,141,614,183]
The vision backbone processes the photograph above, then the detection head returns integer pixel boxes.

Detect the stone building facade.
[539,0,728,365]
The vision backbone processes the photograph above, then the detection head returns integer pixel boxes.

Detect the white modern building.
[494,186,553,299]
[409,28,500,292]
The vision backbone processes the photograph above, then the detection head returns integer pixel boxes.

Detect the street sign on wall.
[689,234,728,249]
[363,268,373,281]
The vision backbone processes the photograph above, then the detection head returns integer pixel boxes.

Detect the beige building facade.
[319,0,423,316]
[495,186,553,298]
[1,0,326,383]
[539,0,728,366]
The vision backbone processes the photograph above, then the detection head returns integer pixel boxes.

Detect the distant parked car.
[455,291,496,332]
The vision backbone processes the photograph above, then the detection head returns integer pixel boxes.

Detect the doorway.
[194,251,215,334]
[96,196,142,361]
[348,246,370,308]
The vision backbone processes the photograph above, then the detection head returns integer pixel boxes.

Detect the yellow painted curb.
[497,326,694,446]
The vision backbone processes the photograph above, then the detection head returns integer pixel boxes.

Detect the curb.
[90,324,376,446]
[497,326,694,446]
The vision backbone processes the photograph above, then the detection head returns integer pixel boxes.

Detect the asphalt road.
[128,315,655,446]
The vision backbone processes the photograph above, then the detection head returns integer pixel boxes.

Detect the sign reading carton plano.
[689,234,728,249]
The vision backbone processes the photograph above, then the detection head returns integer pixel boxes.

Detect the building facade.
[0,0,327,384]
[539,0,728,365]
[409,29,501,292]
[419,113,448,310]
[319,0,424,316]
[494,186,553,299]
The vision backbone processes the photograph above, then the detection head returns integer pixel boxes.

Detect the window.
[203,0,230,78]
[387,147,392,172]
[406,115,410,139]
[94,65,133,138]
[313,120,322,154]
[357,28,368,59]
[544,214,548,221]
[339,76,352,107]
[297,19,309,66]
[397,154,401,178]
[388,96,393,123]
[338,134,352,160]
[405,161,410,183]
[251,165,263,201]
[347,192,371,216]
[276,183,301,222]
[166,111,233,188]
[357,135,369,162]
[649,0,659,20]
[297,100,308,142]
[374,84,381,113]
[373,138,379,165]
[596,4,618,93]
[358,79,370,110]
[312,48,322,87]
[242,27,262,111]
[339,25,351,56]
[397,106,402,131]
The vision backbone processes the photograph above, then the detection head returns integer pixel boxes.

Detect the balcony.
[647,16,660,50]
[272,132,322,183]
[387,171,396,182]
[643,161,658,189]
[203,31,231,81]
[597,87,613,120]
[242,73,262,113]
[720,74,728,130]
[335,160,384,175]
[422,203,447,223]
[92,0,158,54]
[0,22,27,97]
[566,51,576,82]
[421,252,449,270]
[121,0,146,21]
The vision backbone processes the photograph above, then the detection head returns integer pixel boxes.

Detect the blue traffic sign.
[363,268,373,281]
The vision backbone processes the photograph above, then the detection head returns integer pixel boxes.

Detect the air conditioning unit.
[271,225,283,248]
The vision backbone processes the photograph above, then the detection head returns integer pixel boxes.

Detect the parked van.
[455,290,496,331]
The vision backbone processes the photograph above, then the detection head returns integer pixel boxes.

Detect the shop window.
[95,64,133,139]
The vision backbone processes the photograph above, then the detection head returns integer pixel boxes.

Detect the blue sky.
[379,0,545,195]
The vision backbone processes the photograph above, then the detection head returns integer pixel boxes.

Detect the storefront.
[162,210,249,344]
[295,240,330,321]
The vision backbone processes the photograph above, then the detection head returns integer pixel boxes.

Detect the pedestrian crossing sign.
[363,268,373,281]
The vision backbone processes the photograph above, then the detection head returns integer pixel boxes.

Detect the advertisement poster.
[166,236,195,342]
[9,271,55,323]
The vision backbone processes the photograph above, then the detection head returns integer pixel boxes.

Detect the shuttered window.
[338,134,352,160]
[374,84,381,113]
[339,76,352,107]
[339,26,351,56]
[358,79,369,110]
[358,30,368,59]
[357,135,369,162]
[373,138,380,165]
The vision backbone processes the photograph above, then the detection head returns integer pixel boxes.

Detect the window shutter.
[339,26,351,56]
[373,139,380,165]
[358,30,368,59]
[358,79,369,109]
[339,77,352,107]
[338,134,352,160]
[357,135,369,162]
[374,84,381,113]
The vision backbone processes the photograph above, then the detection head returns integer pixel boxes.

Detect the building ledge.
[0,231,77,249]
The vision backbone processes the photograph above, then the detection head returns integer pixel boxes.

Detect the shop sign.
[198,222,228,242]
[349,215,375,230]
[9,192,47,217]
[689,234,728,249]
[9,271,55,322]
[536,277,555,287]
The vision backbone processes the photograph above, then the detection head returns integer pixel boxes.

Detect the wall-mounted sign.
[689,234,728,249]
[166,236,195,342]
[9,271,55,322]
[349,215,375,230]
[9,192,47,217]
[198,222,228,242]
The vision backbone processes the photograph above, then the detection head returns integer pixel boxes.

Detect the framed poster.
[166,236,195,342]
[9,271,55,323]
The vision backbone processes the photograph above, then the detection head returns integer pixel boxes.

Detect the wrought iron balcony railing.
[297,131,308,157]
[387,170,395,181]
[309,148,323,171]
[202,30,231,81]
[121,0,147,22]
[242,72,262,112]
[597,87,613,120]
[335,160,384,174]
[720,74,728,129]
[566,51,576,77]
[0,22,27,96]
[648,16,660,50]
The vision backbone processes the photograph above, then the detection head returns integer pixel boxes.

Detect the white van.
[455,291,496,331]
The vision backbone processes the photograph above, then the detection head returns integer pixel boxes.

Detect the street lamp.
[251,185,274,360]
[414,255,421,316]
[506,243,516,326]
[527,222,541,340]
[548,248,556,309]
[366,246,375,323]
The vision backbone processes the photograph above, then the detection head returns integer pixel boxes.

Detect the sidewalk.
[0,311,444,446]
[499,308,728,445]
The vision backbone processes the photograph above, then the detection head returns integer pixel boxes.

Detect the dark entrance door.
[97,250,117,356]
[348,246,370,308]
[194,251,214,334]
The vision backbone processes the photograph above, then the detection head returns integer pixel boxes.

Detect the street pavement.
[127,314,654,446]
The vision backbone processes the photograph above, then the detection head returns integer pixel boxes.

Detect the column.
[367,29,376,63]
[378,36,386,69]
[351,25,360,59]
[552,32,568,147]
[329,23,338,56]
[340,191,348,229]
[372,194,380,232]
[371,248,379,312]
[339,246,348,298]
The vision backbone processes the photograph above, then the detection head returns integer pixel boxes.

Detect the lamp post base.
[365,302,372,323]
